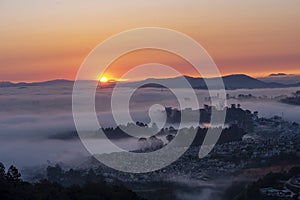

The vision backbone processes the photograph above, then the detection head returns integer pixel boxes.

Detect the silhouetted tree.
[6,165,21,183]
[0,162,5,180]
[166,134,175,143]
[0,164,145,200]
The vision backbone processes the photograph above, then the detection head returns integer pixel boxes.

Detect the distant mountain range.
[1,74,300,90]
[0,79,73,88]
[122,74,300,90]
[258,74,300,85]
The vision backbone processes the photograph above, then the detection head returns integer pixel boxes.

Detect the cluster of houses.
[259,187,295,199]
[259,175,300,199]
[96,130,299,183]
[81,111,300,185]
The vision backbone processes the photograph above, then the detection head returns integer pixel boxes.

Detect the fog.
[0,85,300,169]
[173,178,227,200]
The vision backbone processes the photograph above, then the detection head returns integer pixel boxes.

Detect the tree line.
[0,162,145,200]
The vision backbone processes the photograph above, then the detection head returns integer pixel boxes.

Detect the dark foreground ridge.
[0,163,145,200]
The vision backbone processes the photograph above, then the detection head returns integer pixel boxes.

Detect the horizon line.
[2,73,300,84]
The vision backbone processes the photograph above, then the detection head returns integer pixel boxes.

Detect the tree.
[47,164,63,183]
[6,165,21,182]
[166,134,175,143]
[0,162,5,180]
[0,164,145,200]
[152,123,158,132]
[295,90,300,96]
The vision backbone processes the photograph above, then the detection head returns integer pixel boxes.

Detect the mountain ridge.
[0,79,73,88]
[1,75,299,90]
[122,74,300,89]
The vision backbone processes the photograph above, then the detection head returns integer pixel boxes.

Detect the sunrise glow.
[99,76,108,83]
[0,0,300,82]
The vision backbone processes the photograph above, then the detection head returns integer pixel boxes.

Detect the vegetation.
[281,90,300,106]
[165,105,255,132]
[0,162,145,200]
[233,167,300,200]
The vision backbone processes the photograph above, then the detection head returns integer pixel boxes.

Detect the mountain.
[122,74,299,90]
[123,76,205,89]
[220,74,285,89]
[259,74,300,84]
[0,79,73,88]
[0,82,15,87]
[269,73,288,77]
[1,75,299,90]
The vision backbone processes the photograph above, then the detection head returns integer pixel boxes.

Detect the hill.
[1,74,299,90]
[123,74,298,89]
[0,79,73,88]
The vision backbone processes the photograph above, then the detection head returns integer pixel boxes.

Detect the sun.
[99,76,108,83]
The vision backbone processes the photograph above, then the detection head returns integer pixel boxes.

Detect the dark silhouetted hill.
[0,79,73,88]
[2,74,299,89]
[123,74,299,90]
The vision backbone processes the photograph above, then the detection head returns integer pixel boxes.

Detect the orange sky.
[0,0,299,82]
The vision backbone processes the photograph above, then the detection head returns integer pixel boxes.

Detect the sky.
[0,0,300,82]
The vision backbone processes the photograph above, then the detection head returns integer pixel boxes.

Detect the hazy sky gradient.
[0,0,299,81]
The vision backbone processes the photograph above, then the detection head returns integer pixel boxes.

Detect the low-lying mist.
[0,85,300,169]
